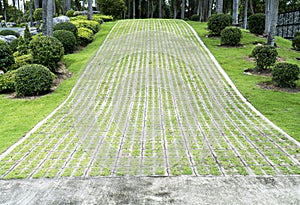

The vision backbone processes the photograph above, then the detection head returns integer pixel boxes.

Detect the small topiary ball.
[30,36,64,72]
[272,63,300,88]
[248,13,265,35]
[77,27,94,46]
[0,40,15,71]
[53,30,77,54]
[15,64,54,96]
[207,14,232,36]
[251,45,278,71]
[191,14,200,21]
[221,27,242,46]
[53,22,78,38]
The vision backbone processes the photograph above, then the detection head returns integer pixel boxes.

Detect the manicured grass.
[188,21,300,141]
[0,21,116,154]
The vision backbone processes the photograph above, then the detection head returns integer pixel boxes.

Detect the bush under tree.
[272,63,300,88]
[0,29,20,37]
[53,30,77,54]
[0,40,15,72]
[53,22,78,38]
[15,64,54,97]
[191,14,200,21]
[251,45,278,71]
[77,27,94,46]
[220,27,242,46]
[30,36,64,72]
[96,0,126,18]
[248,13,265,35]
[207,14,232,36]
[0,70,17,93]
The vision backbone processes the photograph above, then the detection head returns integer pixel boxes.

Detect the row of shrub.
[0,15,104,97]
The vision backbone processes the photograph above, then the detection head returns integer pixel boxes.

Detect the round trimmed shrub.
[53,22,78,38]
[251,45,278,71]
[10,54,32,70]
[0,29,20,37]
[72,20,100,34]
[15,64,54,96]
[9,38,19,52]
[0,40,15,71]
[248,13,265,35]
[0,70,17,93]
[53,30,76,54]
[292,36,300,51]
[77,27,94,46]
[66,9,75,17]
[221,27,242,46]
[30,36,64,72]
[207,14,232,36]
[191,14,200,21]
[272,63,300,88]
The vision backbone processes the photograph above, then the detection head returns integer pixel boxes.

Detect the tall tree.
[30,0,33,26]
[266,0,279,46]
[46,0,53,36]
[216,0,223,14]
[243,0,248,29]
[232,0,239,25]
[34,0,39,9]
[265,0,270,33]
[42,0,47,35]
[159,0,162,18]
[133,0,135,18]
[87,0,93,20]
[181,0,185,19]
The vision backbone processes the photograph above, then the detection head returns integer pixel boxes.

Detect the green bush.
[53,30,76,54]
[207,14,232,36]
[92,15,104,24]
[0,29,20,37]
[9,38,19,52]
[248,13,265,35]
[96,15,113,22]
[15,64,54,96]
[30,36,64,72]
[220,27,242,46]
[0,40,15,71]
[53,22,78,38]
[251,45,278,71]
[71,20,100,34]
[16,37,30,56]
[191,14,200,21]
[33,8,43,21]
[24,25,32,43]
[10,54,32,70]
[66,9,75,17]
[77,27,94,46]
[292,36,300,51]
[0,70,17,93]
[272,63,300,88]
[294,32,300,38]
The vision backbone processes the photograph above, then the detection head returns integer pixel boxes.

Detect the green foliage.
[207,14,232,36]
[33,8,43,21]
[294,32,300,38]
[96,0,126,18]
[96,15,114,22]
[24,26,32,43]
[272,63,300,88]
[9,38,19,52]
[66,9,75,17]
[0,40,15,71]
[15,64,54,97]
[77,27,94,46]
[10,54,32,70]
[53,22,78,38]
[0,29,20,38]
[71,20,100,34]
[16,37,29,56]
[191,14,200,21]
[0,70,17,93]
[251,45,278,70]
[248,13,265,35]
[53,30,77,54]
[292,36,300,51]
[92,15,104,24]
[30,36,64,72]
[220,27,242,46]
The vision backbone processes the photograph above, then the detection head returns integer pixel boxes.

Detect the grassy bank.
[188,21,300,141]
[0,21,116,154]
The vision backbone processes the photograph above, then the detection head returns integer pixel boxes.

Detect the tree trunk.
[216,0,223,14]
[42,0,47,35]
[232,0,239,25]
[133,0,135,19]
[34,0,39,9]
[181,0,185,19]
[30,0,33,26]
[67,0,71,11]
[87,0,93,20]
[128,0,131,18]
[139,0,142,18]
[208,0,212,18]
[249,0,254,14]
[47,0,53,36]
[265,0,271,34]
[53,0,56,16]
[267,0,279,46]
[197,0,201,21]
[243,0,248,29]
[173,0,177,19]
[159,0,162,18]
[3,0,7,23]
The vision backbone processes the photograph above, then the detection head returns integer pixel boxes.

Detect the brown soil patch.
[244,68,272,77]
[258,81,300,93]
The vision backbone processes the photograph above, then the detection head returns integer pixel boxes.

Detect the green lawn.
[0,22,116,154]
[188,21,300,141]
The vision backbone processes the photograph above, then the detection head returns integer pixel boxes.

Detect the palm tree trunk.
[34,0,39,9]
[87,0,93,20]
[197,0,201,21]
[133,0,135,19]
[243,0,248,29]
[232,0,239,25]
[30,0,33,26]
[216,0,223,14]
[47,0,53,36]
[208,0,212,18]
[42,0,47,35]
[265,0,271,34]
[159,0,162,18]
[267,0,279,46]
[173,0,177,19]
[181,0,185,19]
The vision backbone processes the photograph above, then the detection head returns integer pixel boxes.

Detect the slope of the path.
[0,19,299,179]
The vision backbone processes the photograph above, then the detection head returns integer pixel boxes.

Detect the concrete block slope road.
[0,19,299,204]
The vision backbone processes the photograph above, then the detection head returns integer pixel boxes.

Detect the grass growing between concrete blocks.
[0,22,116,154]
[188,21,300,141]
